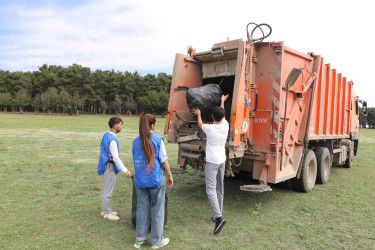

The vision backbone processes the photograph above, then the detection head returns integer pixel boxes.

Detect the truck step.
[240,184,272,193]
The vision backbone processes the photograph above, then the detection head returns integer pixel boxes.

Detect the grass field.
[1,113,375,249]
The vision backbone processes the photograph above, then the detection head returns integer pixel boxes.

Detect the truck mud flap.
[240,184,272,193]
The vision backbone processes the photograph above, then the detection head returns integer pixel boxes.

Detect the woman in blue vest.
[133,113,173,249]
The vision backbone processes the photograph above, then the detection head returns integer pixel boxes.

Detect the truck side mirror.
[362,101,368,116]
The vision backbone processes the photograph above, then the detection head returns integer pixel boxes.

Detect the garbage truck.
[164,23,367,193]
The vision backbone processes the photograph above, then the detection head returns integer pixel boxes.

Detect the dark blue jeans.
[135,175,166,245]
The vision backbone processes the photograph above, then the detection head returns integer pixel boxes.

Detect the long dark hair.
[139,113,156,173]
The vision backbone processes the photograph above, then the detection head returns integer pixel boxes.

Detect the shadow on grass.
[170,169,296,212]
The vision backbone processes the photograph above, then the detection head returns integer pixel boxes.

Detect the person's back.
[203,118,228,165]
[191,94,229,235]
[133,113,173,249]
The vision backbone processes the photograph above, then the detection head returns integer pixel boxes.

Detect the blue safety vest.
[97,132,121,175]
[132,133,163,189]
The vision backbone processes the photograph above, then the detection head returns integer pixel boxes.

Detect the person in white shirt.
[191,94,229,235]
[97,117,133,221]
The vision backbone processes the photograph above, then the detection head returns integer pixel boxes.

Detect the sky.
[0,0,374,105]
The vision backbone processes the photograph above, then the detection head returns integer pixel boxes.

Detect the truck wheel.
[343,142,354,168]
[293,149,317,193]
[131,181,168,228]
[315,147,331,184]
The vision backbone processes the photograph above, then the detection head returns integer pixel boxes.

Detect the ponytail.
[139,113,156,173]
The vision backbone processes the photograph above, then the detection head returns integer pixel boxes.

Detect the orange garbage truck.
[164,23,367,193]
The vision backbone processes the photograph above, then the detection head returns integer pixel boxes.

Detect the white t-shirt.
[202,118,229,164]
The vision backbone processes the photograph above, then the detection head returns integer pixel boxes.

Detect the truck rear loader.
[164,23,367,193]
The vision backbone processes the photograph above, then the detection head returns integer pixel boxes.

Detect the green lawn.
[1,113,375,249]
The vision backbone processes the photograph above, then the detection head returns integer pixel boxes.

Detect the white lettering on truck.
[255,118,268,124]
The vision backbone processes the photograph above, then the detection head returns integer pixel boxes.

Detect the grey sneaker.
[133,240,147,248]
[151,237,169,249]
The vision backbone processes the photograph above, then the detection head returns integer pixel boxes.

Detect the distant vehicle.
[164,23,367,193]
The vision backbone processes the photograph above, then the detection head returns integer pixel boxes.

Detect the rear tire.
[343,142,354,168]
[293,149,317,193]
[315,147,331,184]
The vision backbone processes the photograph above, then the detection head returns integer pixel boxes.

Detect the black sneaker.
[211,217,217,222]
[214,217,226,234]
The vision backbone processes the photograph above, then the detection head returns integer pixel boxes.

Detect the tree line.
[0,64,171,115]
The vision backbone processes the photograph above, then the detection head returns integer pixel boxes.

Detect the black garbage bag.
[186,84,222,114]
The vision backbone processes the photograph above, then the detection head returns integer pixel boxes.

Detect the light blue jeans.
[136,175,166,246]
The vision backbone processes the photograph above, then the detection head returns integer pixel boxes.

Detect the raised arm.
[191,107,203,129]
[221,94,229,109]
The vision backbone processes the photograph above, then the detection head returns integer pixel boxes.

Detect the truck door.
[164,54,202,140]
[229,42,253,149]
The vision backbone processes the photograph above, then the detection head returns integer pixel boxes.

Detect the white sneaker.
[151,237,169,249]
[134,240,147,248]
[103,213,120,221]
[101,211,118,217]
